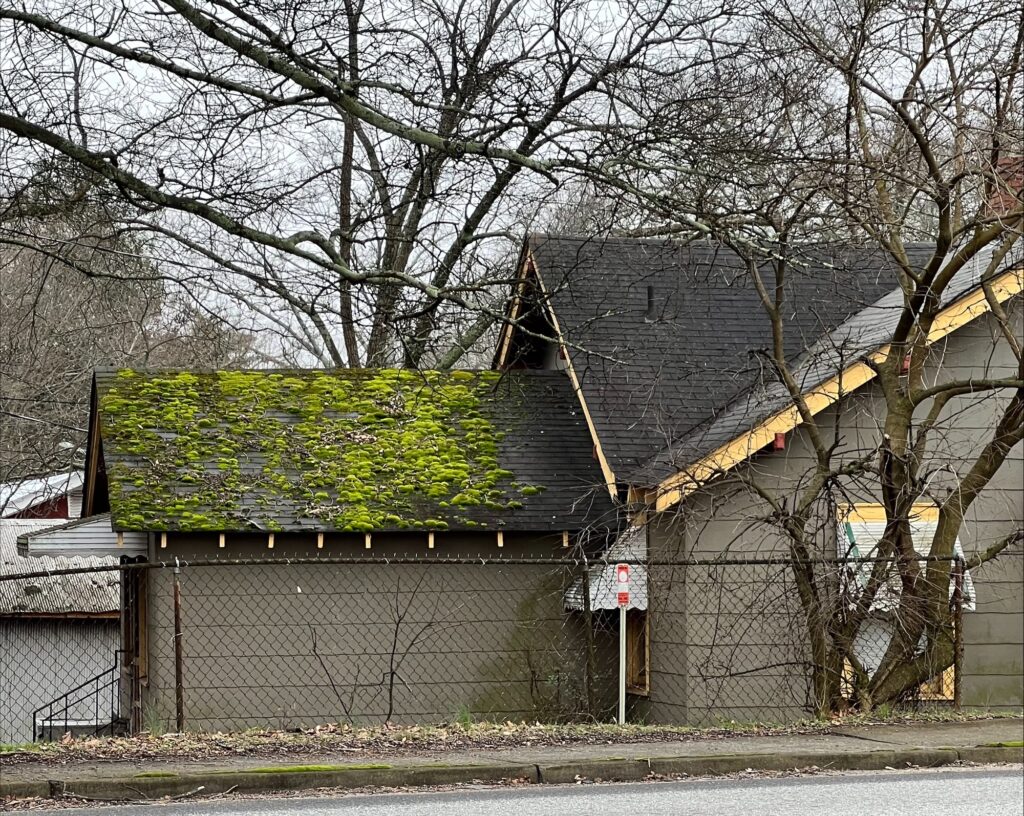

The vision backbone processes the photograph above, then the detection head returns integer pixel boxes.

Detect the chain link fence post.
[581,558,597,718]
[172,560,186,733]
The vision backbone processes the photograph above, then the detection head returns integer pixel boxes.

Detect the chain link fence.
[1,552,1019,740]
[0,618,119,743]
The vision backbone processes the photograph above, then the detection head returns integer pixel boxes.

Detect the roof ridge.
[95,366,573,377]
[528,232,938,252]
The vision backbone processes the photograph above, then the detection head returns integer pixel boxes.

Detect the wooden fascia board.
[493,245,618,501]
[651,268,1024,513]
[81,377,102,517]
[841,502,940,523]
[529,261,619,499]
[493,249,534,370]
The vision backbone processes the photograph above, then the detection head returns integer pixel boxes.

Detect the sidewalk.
[2,719,1021,804]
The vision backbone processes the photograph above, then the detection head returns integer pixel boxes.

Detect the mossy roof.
[93,368,612,533]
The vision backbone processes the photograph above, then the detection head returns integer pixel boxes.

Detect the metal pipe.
[581,562,597,718]
[173,559,186,733]
[0,553,964,583]
[618,604,626,725]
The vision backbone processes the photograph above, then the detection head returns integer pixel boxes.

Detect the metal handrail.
[31,651,121,741]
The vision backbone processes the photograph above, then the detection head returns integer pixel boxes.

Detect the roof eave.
[645,267,1024,513]
[17,513,147,558]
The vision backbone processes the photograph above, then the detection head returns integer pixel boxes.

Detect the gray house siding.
[646,495,810,725]
[0,619,119,743]
[642,528,688,723]
[645,303,1023,724]
[140,532,607,732]
[933,310,1024,710]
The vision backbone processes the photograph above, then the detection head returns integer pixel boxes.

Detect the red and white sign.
[616,563,629,607]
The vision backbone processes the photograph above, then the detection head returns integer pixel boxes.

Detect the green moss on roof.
[100,369,543,532]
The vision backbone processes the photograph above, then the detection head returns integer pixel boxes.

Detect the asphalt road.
[23,767,1024,816]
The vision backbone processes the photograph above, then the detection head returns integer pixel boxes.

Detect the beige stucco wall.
[646,302,1024,724]
[141,532,614,731]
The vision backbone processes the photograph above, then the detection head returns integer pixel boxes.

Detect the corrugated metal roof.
[0,520,120,616]
[0,471,84,517]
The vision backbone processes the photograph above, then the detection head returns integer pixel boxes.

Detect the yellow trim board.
[841,503,940,523]
[652,268,1024,513]
[494,247,619,499]
[528,254,619,498]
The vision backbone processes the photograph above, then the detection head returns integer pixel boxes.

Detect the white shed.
[0,519,121,743]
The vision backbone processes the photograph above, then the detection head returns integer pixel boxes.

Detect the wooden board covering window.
[919,665,955,700]
[123,567,149,733]
[626,610,649,695]
[841,659,954,702]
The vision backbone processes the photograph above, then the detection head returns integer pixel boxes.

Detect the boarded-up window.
[919,664,955,700]
[839,503,965,702]
[626,610,649,694]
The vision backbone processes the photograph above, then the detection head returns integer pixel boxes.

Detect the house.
[20,369,619,731]
[0,519,120,743]
[14,235,1023,731]
[499,236,1023,721]
[0,471,84,519]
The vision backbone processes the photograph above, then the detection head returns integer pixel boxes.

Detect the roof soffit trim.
[649,267,1024,513]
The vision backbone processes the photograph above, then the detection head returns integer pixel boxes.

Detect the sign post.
[616,564,629,725]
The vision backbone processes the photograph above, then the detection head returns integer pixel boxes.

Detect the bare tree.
[0,164,254,499]
[635,0,1022,714]
[2,0,1019,718]
[0,0,736,367]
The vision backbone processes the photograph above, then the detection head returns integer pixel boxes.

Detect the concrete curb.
[535,748,964,784]
[958,745,1024,765]
[0,763,538,802]
[1,746,1021,803]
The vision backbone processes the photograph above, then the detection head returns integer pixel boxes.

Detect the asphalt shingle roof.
[633,249,1015,485]
[526,235,936,482]
[94,368,613,533]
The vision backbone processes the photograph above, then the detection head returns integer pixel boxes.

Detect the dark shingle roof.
[633,250,1016,485]
[526,235,934,482]
[95,368,613,533]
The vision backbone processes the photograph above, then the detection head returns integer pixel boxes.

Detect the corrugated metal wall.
[0,619,119,743]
